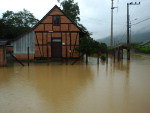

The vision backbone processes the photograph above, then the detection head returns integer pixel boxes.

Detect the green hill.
[97,31,150,45]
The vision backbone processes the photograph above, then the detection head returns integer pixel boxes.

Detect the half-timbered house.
[11,5,81,60]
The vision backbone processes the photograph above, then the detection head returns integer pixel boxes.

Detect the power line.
[140,15,150,20]
[132,17,150,26]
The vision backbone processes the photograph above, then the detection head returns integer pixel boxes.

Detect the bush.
[100,55,106,61]
[132,43,150,54]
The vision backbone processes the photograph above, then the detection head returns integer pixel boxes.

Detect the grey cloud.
[76,0,150,39]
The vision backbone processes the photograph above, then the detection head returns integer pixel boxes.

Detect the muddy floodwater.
[0,53,150,113]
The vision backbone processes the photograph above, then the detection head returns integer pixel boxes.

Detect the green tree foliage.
[61,0,107,56]
[77,24,107,55]
[0,9,38,40]
[132,43,150,54]
[78,32,107,56]
[61,0,80,23]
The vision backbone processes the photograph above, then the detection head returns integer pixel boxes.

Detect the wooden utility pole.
[28,47,30,66]
[110,0,117,47]
[110,0,114,47]
[127,2,140,60]
[127,3,130,60]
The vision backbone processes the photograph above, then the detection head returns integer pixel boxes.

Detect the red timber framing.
[33,5,81,59]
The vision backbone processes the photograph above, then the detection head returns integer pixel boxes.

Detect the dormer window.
[53,16,60,26]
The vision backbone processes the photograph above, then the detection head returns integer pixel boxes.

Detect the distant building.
[140,41,150,46]
[11,5,81,60]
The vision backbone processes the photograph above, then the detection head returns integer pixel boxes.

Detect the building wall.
[0,46,6,66]
[12,31,35,60]
[11,6,80,60]
[34,6,80,58]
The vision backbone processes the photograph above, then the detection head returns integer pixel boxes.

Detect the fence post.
[114,49,116,63]
[106,51,108,64]
[28,46,29,66]
[118,48,120,61]
[97,52,100,64]
[86,53,88,64]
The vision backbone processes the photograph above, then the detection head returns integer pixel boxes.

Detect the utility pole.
[127,2,140,60]
[110,0,114,47]
[110,0,117,47]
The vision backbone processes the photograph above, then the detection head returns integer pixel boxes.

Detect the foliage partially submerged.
[77,34,107,55]
[61,0,108,56]
[100,55,106,61]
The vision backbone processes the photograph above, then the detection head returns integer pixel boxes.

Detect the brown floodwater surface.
[0,53,150,113]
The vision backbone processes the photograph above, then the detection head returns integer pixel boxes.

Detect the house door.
[51,38,62,58]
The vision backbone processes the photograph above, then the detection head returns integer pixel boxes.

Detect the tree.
[2,9,38,27]
[61,0,80,23]
[61,0,108,63]
[0,9,39,40]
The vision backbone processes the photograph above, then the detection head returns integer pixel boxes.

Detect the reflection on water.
[0,53,150,113]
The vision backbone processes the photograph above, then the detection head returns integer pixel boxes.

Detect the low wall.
[14,54,34,60]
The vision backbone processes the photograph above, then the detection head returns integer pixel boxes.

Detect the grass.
[132,43,150,54]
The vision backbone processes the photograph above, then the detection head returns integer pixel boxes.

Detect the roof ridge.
[12,5,82,42]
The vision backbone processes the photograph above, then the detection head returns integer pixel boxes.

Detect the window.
[53,16,60,26]
[52,38,61,42]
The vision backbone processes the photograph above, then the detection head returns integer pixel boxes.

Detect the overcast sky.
[0,0,150,39]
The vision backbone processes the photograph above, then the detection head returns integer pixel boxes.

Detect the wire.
[132,17,150,26]
[119,31,126,43]
[139,15,150,20]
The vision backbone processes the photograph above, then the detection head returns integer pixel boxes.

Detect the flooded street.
[0,53,150,113]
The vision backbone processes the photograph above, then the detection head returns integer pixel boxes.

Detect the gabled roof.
[32,5,82,31]
[12,5,82,42]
